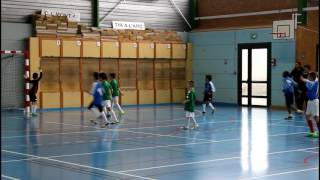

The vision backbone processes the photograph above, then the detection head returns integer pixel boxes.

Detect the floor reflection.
[241,108,269,173]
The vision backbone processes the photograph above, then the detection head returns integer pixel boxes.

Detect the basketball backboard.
[272,20,295,40]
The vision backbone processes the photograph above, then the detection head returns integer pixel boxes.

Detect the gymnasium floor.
[1,105,319,180]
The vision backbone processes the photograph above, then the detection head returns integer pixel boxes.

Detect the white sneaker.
[192,124,199,129]
[90,120,97,125]
[296,109,304,113]
[182,126,189,130]
[100,123,109,128]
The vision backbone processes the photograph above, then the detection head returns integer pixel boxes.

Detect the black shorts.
[285,92,294,106]
[203,92,212,102]
[30,93,37,102]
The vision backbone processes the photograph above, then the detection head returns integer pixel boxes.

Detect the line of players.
[88,72,125,128]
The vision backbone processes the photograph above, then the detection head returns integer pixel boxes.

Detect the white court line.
[2,131,314,163]
[1,110,202,139]
[2,120,311,146]
[240,167,319,179]
[1,115,308,139]
[1,149,155,180]
[301,150,319,154]
[1,175,20,180]
[119,147,319,173]
[270,123,308,128]
[2,141,213,163]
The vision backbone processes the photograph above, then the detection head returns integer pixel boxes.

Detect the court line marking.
[240,167,319,179]
[1,109,202,139]
[0,122,307,140]
[1,175,20,180]
[2,135,174,148]
[1,124,311,150]
[1,149,155,180]
[301,150,319,154]
[119,147,319,173]
[1,116,308,139]
[42,121,310,144]
[2,131,314,163]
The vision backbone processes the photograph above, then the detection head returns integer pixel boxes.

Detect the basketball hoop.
[271,32,286,39]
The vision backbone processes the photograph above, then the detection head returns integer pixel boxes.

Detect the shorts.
[112,96,119,103]
[30,93,37,102]
[306,99,319,116]
[102,100,112,108]
[284,92,294,106]
[186,111,195,118]
[203,92,212,102]
[88,101,103,112]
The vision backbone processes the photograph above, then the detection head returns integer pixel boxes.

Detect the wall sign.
[41,9,80,22]
[112,21,145,30]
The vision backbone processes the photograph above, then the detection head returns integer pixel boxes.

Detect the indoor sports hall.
[1,0,319,180]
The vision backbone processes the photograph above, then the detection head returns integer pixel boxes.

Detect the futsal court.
[1,0,320,180]
[1,104,318,180]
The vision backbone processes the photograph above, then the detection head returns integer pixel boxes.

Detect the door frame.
[316,44,319,72]
[237,42,272,107]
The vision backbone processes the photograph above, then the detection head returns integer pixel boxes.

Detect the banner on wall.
[41,9,80,22]
[112,21,145,30]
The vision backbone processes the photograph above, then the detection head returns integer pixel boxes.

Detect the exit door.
[238,43,271,107]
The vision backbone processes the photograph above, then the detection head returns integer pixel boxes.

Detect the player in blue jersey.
[282,71,301,120]
[301,72,319,138]
[202,75,216,114]
[88,72,110,127]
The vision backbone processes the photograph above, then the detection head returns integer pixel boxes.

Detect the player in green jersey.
[183,80,198,130]
[109,73,125,115]
[99,73,119,124]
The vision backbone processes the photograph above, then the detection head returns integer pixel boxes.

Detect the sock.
[91,108,100,119]
[307,120,315,133]
[31,105,34,114]
[186,118,191,128]
[192,117,198,126]
[101,111,110,124]
[33,105,37,113]
[208,103,215,110]
[116,103,124,113]
[202,104,206,112]
[110,109,118,122]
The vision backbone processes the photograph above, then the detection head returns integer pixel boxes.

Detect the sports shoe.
[32,113,38,116]
[100,123,109,128]
[192,124,199,129]
[202,111,206,115]
[182,126,189,130]
[111,120,119,124]
[284,115,293,120]
[90,120,97,125]
[306,132,318,138]
[296,109,304,113]
[311,132,319,138]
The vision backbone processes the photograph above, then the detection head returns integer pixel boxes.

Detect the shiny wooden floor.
[1,105,319,180]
